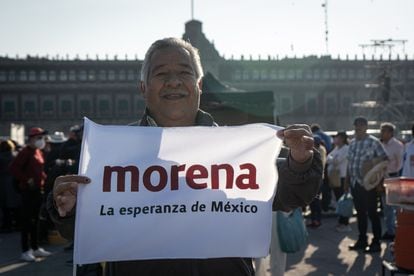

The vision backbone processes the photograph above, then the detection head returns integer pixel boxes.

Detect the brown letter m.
[103,166,139,192]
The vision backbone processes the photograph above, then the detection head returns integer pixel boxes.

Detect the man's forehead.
[150,47,192,66]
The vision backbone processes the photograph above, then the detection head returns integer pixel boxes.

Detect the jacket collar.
[138,108,217,127]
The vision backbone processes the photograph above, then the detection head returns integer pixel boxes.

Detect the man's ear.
[197,79,203,94]
[140,81,147,98]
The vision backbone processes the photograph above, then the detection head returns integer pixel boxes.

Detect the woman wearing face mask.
[9,127,52,262]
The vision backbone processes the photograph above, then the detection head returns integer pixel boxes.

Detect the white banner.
[74,118,282,264]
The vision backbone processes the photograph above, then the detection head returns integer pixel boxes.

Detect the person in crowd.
[255,145,290,276]
[402,124,414,177]
[47,37,322,276]
[307,135,326,228]
[311,124,333,153]
[327,131,351,232]
[0,140,21,232]
[311,124,333,214]
[9,127,52,262]
[38,132,69,245]
[379,122,404,241]
[43,132,69,194]
[347,117,388,253]
[58,125,83,175]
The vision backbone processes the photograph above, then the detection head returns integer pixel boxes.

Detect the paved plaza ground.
[0,215,393,275]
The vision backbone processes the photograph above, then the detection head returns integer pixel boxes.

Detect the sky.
[0,0,413,60]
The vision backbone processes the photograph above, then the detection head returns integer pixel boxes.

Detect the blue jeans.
[382,194,396,235]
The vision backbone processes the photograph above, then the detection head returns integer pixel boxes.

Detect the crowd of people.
[307,120,414,254]
[0,125,83,262]
[1,37,414,276]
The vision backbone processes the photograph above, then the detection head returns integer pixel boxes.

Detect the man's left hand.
[277,124,314,163]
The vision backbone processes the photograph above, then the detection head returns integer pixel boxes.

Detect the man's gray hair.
[140,37,204,84]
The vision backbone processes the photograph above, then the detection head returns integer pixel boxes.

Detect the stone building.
[1,19,414,137]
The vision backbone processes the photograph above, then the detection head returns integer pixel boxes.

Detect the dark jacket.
[47,110,322,276]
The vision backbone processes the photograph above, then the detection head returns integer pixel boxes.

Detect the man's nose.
[165,74,182,87]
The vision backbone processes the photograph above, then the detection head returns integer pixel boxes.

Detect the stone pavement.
[285,216,390,276]
[0,215,392,276]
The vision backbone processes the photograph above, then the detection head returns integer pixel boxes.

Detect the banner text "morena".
[102,163,259,192]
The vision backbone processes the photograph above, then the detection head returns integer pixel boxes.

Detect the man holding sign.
[47,38,322,275]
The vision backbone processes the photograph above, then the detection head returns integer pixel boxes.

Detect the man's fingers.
[55,175,91,185]
[285,124,311,132]
[53,175,90,199]
[276,129,285,139]
[53,182,78,197]
[302,135,315,150]
[283,128,312,139]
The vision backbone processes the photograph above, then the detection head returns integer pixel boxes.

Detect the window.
[295,69,303,79]
[260,69,268,80]
[4,101,16,113]
[60,70,68,81]
[117,99,129,115]
[61,100,72,113]
[29,71,36,81]
[8,71,15,81]
[341,97,351,114]
[278,70,285,80]
[40,71,48,81]
[409,69,414,79]
[127,70,135,81]
[270,70,277,80]
[99,70,106,81]
[322,69,330,80]
[242,70,249,80]
[366,69,372,79]
[313,69,320,80]
[287,70,295,80]
[88,70,95,81]
[305,70,313,80]
[49,71,56,81]
[331,69,338,79]
[326,97,336,113]
[41,100,54,116]
[99,100,110,112]
[69,70,76,81]
[252,69,260,80]
[348,69,355,79]
[79,70,87,81]
[357,69,365,79]
[234,70,241,81]
[0,71,6,81]
[307,97,317,114]
[119,70,126,81]
[108,70,115,81]
[43,100,54,113]
[79,100,91,113]
[340,69,347,80]
[20,71,28,81]
[24,101,36,113]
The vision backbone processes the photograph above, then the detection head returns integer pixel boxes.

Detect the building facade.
[1,20,414,136]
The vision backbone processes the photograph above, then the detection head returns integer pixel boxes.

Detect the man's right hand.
[53,175,91,217]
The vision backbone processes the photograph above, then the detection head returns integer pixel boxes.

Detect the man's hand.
[277,124,314,163]
[53,175,91,217]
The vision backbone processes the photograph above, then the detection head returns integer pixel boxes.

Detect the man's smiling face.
[141,46,202,127]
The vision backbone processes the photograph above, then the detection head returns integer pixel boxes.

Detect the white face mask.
[34,138,46,150]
